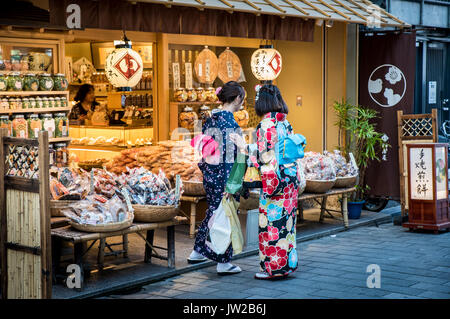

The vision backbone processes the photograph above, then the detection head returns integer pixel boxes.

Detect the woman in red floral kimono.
[231,85,302,280]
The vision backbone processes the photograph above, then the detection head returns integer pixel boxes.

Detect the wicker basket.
[50,200,80,217]
[69,217,133,233]
[182,181,206,196]
[132,205,179,223]
[305,179,336,193]
[334,175,358,188]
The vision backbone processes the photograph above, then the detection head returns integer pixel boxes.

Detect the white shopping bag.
[209,197,232,255]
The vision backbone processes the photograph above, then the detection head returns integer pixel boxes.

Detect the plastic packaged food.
[198,105,211,125]
[42,113,55,138]
[0,115,11,136]
[174,88,188,102]
[0,74,7,91]
[39,73,54,91]
[55,143,69,167]
[54,113,68,137]
[53,73,68,91]
[23,73,39,91]
[300,152,337,181]
[186,88,197,102]
[196,87,207,102]
[28,114,42,138]
[12,114,28,138]
[206,87,218,102]
[7,72,23,91]
[179,106,197,130]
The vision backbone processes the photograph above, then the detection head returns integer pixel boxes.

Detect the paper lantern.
[251,45,282,82]
[105,34,143,91]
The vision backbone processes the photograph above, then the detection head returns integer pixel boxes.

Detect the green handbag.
[225,152,248,195]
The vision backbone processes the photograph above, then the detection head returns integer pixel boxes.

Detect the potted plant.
[333,99,390,219]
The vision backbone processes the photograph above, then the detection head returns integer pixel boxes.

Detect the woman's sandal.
[254,272,290,280]
[217,265,242,276]
[187,257,208,264]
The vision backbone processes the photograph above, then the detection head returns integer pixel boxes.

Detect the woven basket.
[69,217,133,233]
[334,175,358,188]
[132,205,178,223]
[50,200,80,217]
[182,181,206,196]
[305,179,336,193]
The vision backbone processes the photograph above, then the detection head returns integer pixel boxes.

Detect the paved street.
[106,223,450,299]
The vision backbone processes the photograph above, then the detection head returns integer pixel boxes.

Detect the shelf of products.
[0,107,71,114]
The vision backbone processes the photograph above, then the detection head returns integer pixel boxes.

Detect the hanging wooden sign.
[194,47,218,85]
[218,48,243,83]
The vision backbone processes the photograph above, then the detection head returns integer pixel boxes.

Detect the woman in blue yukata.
[231,84,302,280]
[187,81,246,275]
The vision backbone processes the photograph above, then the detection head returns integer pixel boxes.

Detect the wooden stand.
[403,143,450,233]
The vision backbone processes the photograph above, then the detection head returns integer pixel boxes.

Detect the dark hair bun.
[217,81,245,104]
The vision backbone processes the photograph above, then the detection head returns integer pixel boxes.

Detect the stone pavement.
[105,223,450,299]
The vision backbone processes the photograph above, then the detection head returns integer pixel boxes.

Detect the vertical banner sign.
[205,59,211,83]
[429,81,437,104]
[185,63,193,89]
[359,32,416,198]
[172,62,180,89]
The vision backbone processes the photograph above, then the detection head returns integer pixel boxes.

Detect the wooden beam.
[331,0,368,22]
[264,0,287,13]
[299,0,331,17]
[219,0,235,8]
[0,128,7,299]
[242,0,262,11]
[316,0,351,19]
[4,176,40,193]
[346,0,388,23]
[284,0,310,15]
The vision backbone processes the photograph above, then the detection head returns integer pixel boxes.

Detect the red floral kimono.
[249,112,302,277]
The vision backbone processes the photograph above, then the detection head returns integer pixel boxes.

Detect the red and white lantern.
[251,45,282,82]
[105,35,143,91]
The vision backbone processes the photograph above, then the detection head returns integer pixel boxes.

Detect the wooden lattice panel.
[5,145,39,179]
[401,118,433,138]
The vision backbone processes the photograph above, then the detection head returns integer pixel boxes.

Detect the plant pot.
[347,200,365,219]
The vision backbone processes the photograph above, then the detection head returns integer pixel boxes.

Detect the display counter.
[69,125,153,161]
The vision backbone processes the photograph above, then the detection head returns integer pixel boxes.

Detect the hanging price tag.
[205,59,211,83]
[172,62,180,89]
[226,61,233,79]
[185,63,193,89]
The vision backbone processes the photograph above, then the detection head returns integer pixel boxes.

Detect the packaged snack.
[28,114,42,138]
[300,152,336,180]
[42,113,55,138]
[12,114,28,138]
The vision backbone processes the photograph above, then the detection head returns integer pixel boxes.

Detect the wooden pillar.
[156,33,170,142]
[397,110,406,216]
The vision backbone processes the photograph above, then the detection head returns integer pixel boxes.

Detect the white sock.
[217,262,233,272]
[189,250,204,259]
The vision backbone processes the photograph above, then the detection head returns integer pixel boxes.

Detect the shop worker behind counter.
[69,84,99,122]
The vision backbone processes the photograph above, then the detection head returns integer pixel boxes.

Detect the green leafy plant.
[333,99,390,201]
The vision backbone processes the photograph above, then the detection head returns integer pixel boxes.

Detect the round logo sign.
[368,64,406,108]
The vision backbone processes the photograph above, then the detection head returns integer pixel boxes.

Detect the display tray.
[50,199,80,217]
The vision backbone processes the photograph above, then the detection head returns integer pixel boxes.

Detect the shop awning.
[132,0,410,28]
